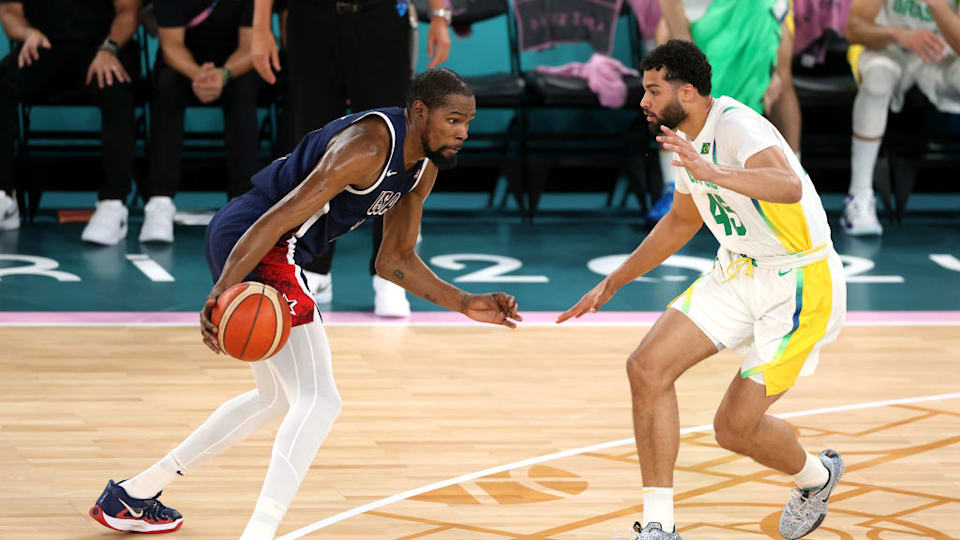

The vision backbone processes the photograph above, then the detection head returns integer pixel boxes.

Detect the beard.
[422,132,458,171]
[645,98,687,135]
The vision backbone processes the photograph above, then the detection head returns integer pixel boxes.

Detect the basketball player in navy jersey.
[90,68,521,539]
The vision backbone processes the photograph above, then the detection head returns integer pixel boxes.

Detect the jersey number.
[707,193,746,236]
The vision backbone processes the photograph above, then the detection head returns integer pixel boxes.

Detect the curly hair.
[640,39,712,96]
[406,68,474,110]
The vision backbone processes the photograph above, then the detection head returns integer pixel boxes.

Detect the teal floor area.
[0,192,958,312]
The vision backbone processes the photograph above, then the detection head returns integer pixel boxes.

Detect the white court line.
[3,320,960,327]
[278,391,960,540]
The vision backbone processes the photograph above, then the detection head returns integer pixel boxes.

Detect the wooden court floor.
[1,324,958,539]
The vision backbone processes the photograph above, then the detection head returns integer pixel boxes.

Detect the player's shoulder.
[713,97,769,136]
[330,116,393,162]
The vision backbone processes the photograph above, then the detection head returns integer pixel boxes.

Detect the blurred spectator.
[141,0,260,243]
[650,0,797,223]
[248,0,451,317]
[843,0,959,236]
[0,0,139,242]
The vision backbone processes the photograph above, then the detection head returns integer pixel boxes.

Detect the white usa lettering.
[366,191,402,216]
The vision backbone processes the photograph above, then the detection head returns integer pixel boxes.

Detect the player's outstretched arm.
[200,120,390,352]
[657,125,803,204]
[377,162,522,329]
[557,191,703,323]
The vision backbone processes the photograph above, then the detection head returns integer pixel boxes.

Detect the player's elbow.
[785,176,803,204]
[374,249,411,282]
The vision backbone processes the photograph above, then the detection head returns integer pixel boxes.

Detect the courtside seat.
[523,71,644,108]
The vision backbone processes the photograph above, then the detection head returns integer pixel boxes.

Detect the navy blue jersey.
[205,107,428,278]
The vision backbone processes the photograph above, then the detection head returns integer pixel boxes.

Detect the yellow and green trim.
[742,259,833,396]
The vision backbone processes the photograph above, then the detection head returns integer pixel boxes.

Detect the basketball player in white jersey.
[845,0,960,235]
[558,40,847,539]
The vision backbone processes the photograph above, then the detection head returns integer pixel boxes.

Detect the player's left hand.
[461,292,522,329]
[86,50,131,89]
[426,17,451,68]
[657,125,718,183]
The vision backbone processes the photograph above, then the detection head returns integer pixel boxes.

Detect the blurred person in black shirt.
[140,0,259,243]
[0,0,139,243]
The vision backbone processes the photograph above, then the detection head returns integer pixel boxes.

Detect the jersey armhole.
[343,111,397,195]
[408,159,429,192]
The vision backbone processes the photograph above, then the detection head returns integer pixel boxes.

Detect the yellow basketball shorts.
[668,248,846,396]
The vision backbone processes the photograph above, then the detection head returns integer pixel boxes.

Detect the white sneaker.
[373,275,410,317]
[139,196,176,243]
[304,270,332,304]
[840,193,883,236]
[0,190,19,231]
[82,199,128,245]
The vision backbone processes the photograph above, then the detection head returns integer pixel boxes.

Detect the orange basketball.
[211,281,292,362]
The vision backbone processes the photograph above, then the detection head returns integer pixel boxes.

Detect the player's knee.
[294,386,342,428]
[713,410,751,454]
[255,388,289,417]
[859,63,901,99]
[625,350,670,395]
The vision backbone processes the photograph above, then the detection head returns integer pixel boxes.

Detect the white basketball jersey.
[878,0,958,33]
[674,96,833,263]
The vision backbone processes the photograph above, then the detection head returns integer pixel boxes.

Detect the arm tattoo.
[459,292,469,313]
[393,269,404,280]
[424,294,439,304]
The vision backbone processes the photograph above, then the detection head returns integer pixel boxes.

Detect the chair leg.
[890,153,917,225]
[525,158,549,222]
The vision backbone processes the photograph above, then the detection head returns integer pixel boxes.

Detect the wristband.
[99,38,119,55]
[218,66,232,85]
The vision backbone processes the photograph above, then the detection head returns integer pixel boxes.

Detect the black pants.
[284,0,411,275]
[0,40,137,199]
[148,62,260,200]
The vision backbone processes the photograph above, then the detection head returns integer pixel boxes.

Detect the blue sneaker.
[646,183,675,223]
[89,479,183,533]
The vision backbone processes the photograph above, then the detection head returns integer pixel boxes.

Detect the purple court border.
[1,311,959,325]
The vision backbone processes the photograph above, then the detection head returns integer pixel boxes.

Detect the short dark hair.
[406,68,474,110]
[640,39,712,96]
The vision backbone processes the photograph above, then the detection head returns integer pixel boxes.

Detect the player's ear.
[411,100,428,122]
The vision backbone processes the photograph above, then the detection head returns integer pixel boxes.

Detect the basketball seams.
[217,284,257,353]
[240,283,267,361]
[216,281,291,362]
[262,284,285,359]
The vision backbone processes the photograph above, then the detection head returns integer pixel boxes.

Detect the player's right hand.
[897,28,947,64]
[18,29,51,68]
[200,285,225,354]
[251,24,281,84]
[556,278,618,323]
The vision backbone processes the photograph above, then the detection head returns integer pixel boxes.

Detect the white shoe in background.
[0,190,19,230]
[840,193,883,236]
[82,199,128,245]
[373,275,410,317]
[304,270,332,304]
[139,196,176,243]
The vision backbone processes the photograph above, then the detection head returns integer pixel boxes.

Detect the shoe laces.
[786,487,816,522]
[142,499,173,522]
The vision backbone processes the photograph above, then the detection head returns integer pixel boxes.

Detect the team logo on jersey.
[700,142,711,155]
[367,190,402,216]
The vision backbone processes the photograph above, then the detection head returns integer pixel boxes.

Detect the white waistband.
[720,244,832,270]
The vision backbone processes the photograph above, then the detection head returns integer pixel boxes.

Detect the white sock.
[120,452,184,499]
[642,486,674,532]
[793,451,829,491]
[850,137,881,197]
